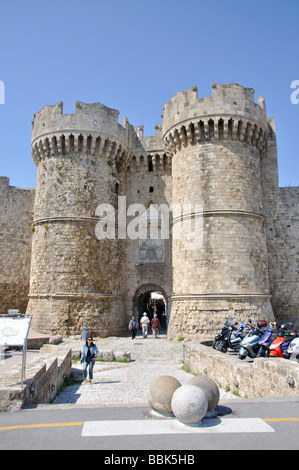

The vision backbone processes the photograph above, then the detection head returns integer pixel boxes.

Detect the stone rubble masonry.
[185,342,299,399]
[0,177,35,315]
[0,346,71,412]
[0,82,298,339]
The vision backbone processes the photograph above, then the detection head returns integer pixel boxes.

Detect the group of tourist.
[128,312,161,339]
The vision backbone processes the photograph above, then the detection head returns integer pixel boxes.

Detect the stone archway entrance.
[133,284,169,332]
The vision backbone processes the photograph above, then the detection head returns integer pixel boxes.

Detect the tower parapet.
[163,83,268,156]
[32,101,133,170]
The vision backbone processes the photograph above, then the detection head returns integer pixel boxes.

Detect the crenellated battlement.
[32,101,132,142]
[128,123,170,173]
[162,83,268,155]
[128,152,171,173]
[31,101,135,170]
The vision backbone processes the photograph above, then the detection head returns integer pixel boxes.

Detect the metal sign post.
[0,313,32,386]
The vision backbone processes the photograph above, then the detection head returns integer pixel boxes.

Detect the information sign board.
[0,316,31,346]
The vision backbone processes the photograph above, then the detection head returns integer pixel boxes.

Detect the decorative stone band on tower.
[27,101,133,336]
[162,84,274,339]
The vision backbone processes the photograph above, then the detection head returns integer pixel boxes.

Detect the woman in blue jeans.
[81,337,99,383]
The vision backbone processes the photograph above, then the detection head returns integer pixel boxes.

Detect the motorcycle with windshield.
[212,318,250,354]
[256,323,278,358]
[238,321,268,360]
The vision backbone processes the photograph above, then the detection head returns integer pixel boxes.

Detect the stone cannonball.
[188,375,220,411]
[171,384,208,424]
[148,375,181,414]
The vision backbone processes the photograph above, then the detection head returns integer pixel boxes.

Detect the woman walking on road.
[81,337,99,383]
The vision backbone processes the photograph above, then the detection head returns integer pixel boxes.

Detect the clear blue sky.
[0,0,298,189]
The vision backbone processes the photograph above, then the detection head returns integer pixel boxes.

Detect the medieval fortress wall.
[0,83,298,338]
[0,177,35,314]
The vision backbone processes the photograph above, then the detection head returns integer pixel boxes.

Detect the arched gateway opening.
[133,284,169,332]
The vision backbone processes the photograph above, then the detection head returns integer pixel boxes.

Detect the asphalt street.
[0,399,299,451]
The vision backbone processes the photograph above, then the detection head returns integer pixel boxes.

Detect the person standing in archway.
[140,312,150,338]
[151,314,161,338]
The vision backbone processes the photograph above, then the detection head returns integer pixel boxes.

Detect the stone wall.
[0,346,71,412]
[0,177,35,315]
[185,342,299,398]
[267,187,299,327]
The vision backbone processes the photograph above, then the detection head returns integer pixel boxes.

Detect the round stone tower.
[27,101,132,336]
[163,83,274,339]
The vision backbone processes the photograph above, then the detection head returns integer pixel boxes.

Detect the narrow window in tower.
[148,156,153,172]
[78,134,84,152]
[61,134,66,154]
[87,135,92,154]
[149,186,154,193]
[69,134,75,152]
[237,120,242,141]
[228,119,233,139]
[208,119,214,139]
[218,119,224,139]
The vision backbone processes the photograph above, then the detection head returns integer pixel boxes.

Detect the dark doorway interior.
[134,288,168,332]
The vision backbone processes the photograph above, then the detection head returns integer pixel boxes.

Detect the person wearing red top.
[151,314,161,339]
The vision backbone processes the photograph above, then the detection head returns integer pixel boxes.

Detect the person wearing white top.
[140,313,150,338]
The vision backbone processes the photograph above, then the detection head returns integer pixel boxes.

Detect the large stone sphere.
[148,375,181,414]
[171,384,208,424]
[188,375,220,411]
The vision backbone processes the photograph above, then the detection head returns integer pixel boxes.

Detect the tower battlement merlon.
[162,83,269,155]
[31,100,134,167]
[32,101,128,138]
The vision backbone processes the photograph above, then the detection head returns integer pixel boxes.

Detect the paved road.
[0,333,299,451]
[0,400,299,451]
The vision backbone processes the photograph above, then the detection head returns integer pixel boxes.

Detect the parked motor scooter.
[231,321,251,346]
[212,318,250,353]
[269,323,298,358]
[287,337,299,363]
[238,321,267,360]
[256,324,278,358]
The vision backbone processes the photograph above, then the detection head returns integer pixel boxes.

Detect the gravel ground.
[53,333,240,406]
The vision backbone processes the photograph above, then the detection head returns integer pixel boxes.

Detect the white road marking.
[81,418,275,436]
